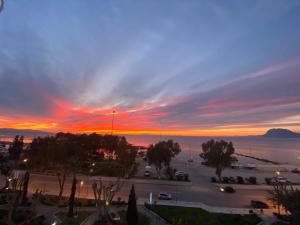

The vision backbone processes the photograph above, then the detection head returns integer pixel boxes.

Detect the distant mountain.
[263,128,300,138]
[0,128,53,138]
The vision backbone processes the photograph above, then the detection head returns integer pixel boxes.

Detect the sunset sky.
[0,1,300,136]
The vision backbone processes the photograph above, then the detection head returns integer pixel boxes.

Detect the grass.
[146,205,261,225]
[41,194,96,207]
[56,211,92,225]
[119,211,150,225]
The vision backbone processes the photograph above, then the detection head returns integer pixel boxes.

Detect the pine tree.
[68,175,77,217]
[21,171,30,205]
[127,185,138,225]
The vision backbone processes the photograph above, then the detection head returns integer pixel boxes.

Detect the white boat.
[244,164,257,169]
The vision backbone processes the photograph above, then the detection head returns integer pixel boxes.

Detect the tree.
[8,135,24,163]
[147,140,181,178]
[267,181,287,215]
[6,173,24,225]
[57,171,67,201]
[68,175,77,217]
[92,178,123,222]
[200,140,237,182]
[283,189,300,225]
[268,182,300,224]
[21,171,30,205]
[127,185,138,225]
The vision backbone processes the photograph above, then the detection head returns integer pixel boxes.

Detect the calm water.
[125,135,300,166]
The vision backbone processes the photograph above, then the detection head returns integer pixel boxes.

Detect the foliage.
[68,175,77,217]
[283,190,300,225]
[127,185,138,225]
[120,211,150,225]
[92,178,123,221]
[147,140,181,178]
[146,204,261,225]
[267,181,287,215]
[268,182,300,225]
[21,171,30,205]
[8,135,24,161]
[200,140,237,181]
[27,133,136,176]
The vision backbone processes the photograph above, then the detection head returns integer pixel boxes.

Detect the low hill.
[263,128,300,138]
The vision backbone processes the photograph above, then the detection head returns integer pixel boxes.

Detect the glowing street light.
[23,158,28,163]
[80,180,84,187]
[92,162,95,167]
[111,110,116,135]
[275,171,281,176]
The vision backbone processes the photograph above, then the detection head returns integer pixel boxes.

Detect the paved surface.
[139,206,170,225]
[14,174,267,211]
[21,173,271,209]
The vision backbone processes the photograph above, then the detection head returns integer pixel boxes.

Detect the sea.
[124,135,300,166]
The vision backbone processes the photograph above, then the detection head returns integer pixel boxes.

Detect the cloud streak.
[0,1,300,135]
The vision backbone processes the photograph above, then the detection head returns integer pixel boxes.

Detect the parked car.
[220,186,235,193]
[265,177,272,185]
[158,192,172,200]
[222,177,230,183]
[108,211,121,224]
[236,176,244,184]
[274,176,288,183]
[187,158,194,163]
[144,170,150,177]
[251,200,269,209]
[291,168,300,174]
[229,177,236,183]
[175,171,188,181]
[175,171,185,176]
[246,176,257,184]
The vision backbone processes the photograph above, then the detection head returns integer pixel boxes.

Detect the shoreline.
[235,153,283,165]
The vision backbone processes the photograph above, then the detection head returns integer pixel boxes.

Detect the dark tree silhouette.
[127,185,138,225]
[200,140,237,182]
[283,189,300,225]
[68,175,77,217]
[147,140,181,178]
[21,171,30,205]
[8,135,24,162]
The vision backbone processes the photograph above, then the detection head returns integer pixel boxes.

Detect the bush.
[229,177,235,183]
[247,177,257,185]
[13,209,34,224]
[24,216,46,225]
[265,178,272,185]
[0,195,7,205]
[237,176,244,184]
[222,177,229,183]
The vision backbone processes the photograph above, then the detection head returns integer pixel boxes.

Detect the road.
[24,173,269,208]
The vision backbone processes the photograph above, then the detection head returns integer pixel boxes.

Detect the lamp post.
[0,0,4,13]
[111,110,116,135]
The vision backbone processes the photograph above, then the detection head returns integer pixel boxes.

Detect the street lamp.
[275,170,281,176]
[111,110,116,135]
[80,180,84,187]
[0,0,4,13]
